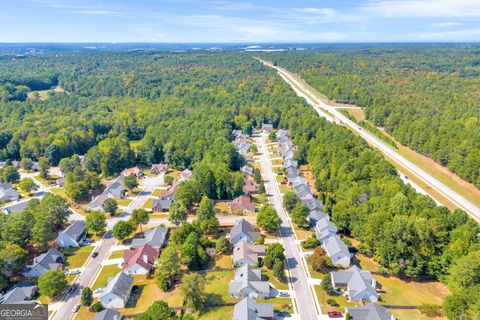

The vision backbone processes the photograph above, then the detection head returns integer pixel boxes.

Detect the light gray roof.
[261,124,273,131]
[283,160,298,169]
[61,220,86,240]
[101,272,133,301]
[1,283,37,304]
[241,165,254,176]
[105,180,125,198]
[3,199,33,214]
[92,308,122,320]
[0,183,20,201]
[229,265,270,296]
[323,237,350,259]
[233,297,274,320]
[331,266,377,301]
[347,303,394,320]
[152,199,172,210]
[309,210,329,225]
[295,184,312,198]
[131,226,168,249]
[301,194,323,211]
[230,219,260,243]
[316,217,337,233]
[26,248,64,273]
[233,241,265,265]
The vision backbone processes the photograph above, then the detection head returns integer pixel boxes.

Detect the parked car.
[277,171,283,175]
[277,311,291,317]
[72,304,80,313]
[328,311,343,318]
[280,181,288,185]
[71,269,81,275]
[93,287,105,294]
[279,291,290,297]
[92,252,99,258]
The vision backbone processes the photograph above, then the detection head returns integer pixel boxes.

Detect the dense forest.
[262,45,480,188]
[0,49,478,318]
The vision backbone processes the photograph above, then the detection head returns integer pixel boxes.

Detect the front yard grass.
[51,187,67,199]
[314,284,354,313]
[116,198,133,207]
[197,306,233,320]
[92,264,121,289]
[271,159,283,166]
[141,198,154,209]
[214,201,230,213]
[151,188,163,197]
[109,250,125,260]
[262,267,288,290]
[62,246,94,269]
[278,185,291,194]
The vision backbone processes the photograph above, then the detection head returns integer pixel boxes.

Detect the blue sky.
[1,0,480,42]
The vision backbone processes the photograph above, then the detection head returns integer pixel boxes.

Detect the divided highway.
[257,58,480,223]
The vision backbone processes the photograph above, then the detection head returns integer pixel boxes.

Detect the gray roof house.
[2,199,33,215]
[233,297,274,320]
[331,266,378,302]
[233,241,266,267]
[322,236,351,268]
[23,248,64,278]
[180,169,192,181]
[261,124,274,132]
[151,199,172,212]
[0,183,20,202]
[88,178,126,211]
[131,226,168,250]
[0,283,37,304]
[99,272,134,309]
[283,160,298,170]
[347,303,395,320]
[93,308,122,320]
[229,219,260,245]
[295,184,312,198]
[301,194,323,211]
[290,177,307,189]
[232,129,243,138]
[309,210,329,227]
[229,264,272,299]
[285,166,300,178]
[56,220,86,248]
[241,165,254,177]
[276,129,288,139]
[314,217,337,243]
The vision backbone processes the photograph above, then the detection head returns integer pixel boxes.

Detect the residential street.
[255,132,320,320]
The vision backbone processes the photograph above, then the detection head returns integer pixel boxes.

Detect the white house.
[56,220,86,248]
[322,236,351,268]
[331,266,378,302]
[99,272,134,309]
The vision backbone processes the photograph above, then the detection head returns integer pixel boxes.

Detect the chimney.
[143,254,149,264]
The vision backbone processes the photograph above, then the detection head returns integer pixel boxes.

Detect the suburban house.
[123,166,143,177]
[151,199,172,212]
[346,303,395,320]
[88,178,126,212]
[131,226,168,250]
[309,210,329,227]
[230,195,256,214]
[229,219,261,245]
[23,248,64,277]
[232,129,243,138]
[301,194,323,211]
[242,178,257,195]
[159,180,181,200]
[2,199,33,215]
[93,308,122,320]
[123,244,159,275]
[241,165,254,177]
[229,264,272,299]
[314,217,337,243]
[87,194,109,212]
[99,272,134,309]
[0,282,37,304]
[331,266,378,302]
[233,297,274,320]
[233,241,265,266]
[283,149,294,161]
[0,183,20,202]
[285,166,299,178]
[295,183,312,198]
[290,177,308,189]
[56,220,87,248]
[150,163,168,175]
[180,169,192,181]
[322,236,351,268]
[261,123,274,132]
[283,159,298,170]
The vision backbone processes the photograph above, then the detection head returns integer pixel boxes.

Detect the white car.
[72,303,80,313]
[93,287,105,294]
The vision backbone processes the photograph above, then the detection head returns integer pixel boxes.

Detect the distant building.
[346,303,395,320]
[230,195,256,214]
[241,165,254,177]
[331,266,378,302]
[99,272,134,309]
[56,220,87,248]
[229,264,272,299]
[261,124,274,132]
[123,244,159,275]
[2,199,33,215]
[322,236,351,268]
[92,308,122,320]
[0,282,37,304]
[151,199,172,212]
[87,178,126,212]
[160,180,181,200]
[233,241,265,267]
[0,183,20,202]
[23,248,64,277]
[229,219,260,245]
[233,297,273,320]
[123,166,143,177]
[131,226,168,250]
[150,163,168,175]
[180,169,192,181]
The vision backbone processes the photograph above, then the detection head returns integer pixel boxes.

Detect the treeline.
[261,45,480,188]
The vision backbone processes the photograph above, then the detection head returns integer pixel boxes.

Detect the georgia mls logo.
[0,304,48,320]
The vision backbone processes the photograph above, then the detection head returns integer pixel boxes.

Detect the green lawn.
[142,198,154,209]
[214,201,230,213]
[262,267,288,290]
[204,271,236,304]
[51,187,67,198]
[116,198,133,207]
[151,188,163,197]
[271,159,283,166]
[92,264,121,289]
[314,284,354,313]
[109,250,125,259]
[198,306,233,320]
[62,246,94,269]
[279,185,291,194]
[35,175,59,187]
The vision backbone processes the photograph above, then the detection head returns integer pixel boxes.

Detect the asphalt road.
[261,59,480,223]
[256,132,320,320]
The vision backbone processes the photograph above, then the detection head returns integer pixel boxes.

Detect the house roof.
[229,265,270,296]
[152,199,172,210]
[151,163,168,173]
[323,236,350,260]
[283,160,298,169]
[0,183,19,200]
[131,226,168,249]
[316,217,337,233]
[123,244,159,271]
[100,271,133,300]
[180,169,192,181]
[61,220,86,241]
[331,266,377,301]
[160,180,181,200]
[26,248,64,273]
[106,180,125,198]
[295,184,312,198]
[1,282,37,304]
[233,241,265,265]
[123,167,142,176]
[230,219,260,243]
[92,308,121,320]
[241,165,254,176]
[309,210,329,223]
[3,199,33,214]
[347,303,394,320]
[231,195,256,211]
[243,179,257,194]
[233,297,274,320]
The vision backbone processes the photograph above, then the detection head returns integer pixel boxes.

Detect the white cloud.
[417,28,480,40]
[429,22,463,28]
[294,7,336,15]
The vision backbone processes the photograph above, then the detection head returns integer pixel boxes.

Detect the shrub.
[418,304,443,317]
[90,302,104,312]
[326,298,339,307]
[302,235,321,249]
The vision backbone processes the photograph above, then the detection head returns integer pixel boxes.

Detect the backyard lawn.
[62,246,94,269]
[51,187,67,198]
